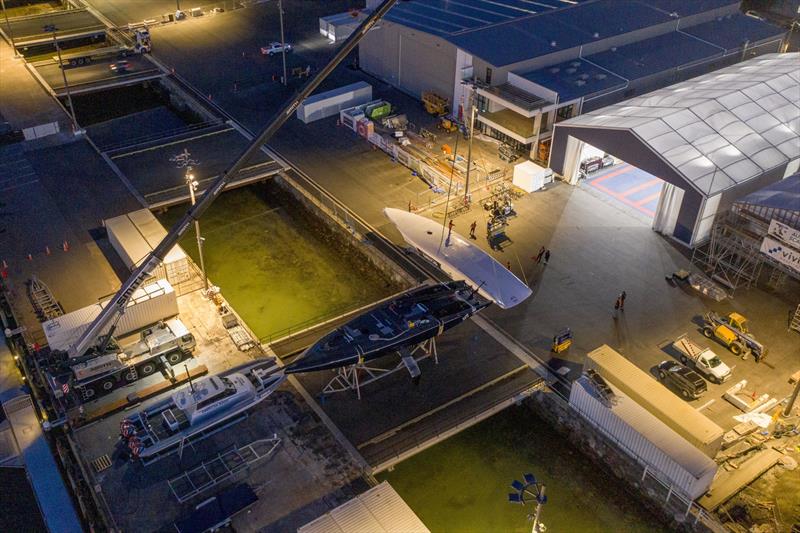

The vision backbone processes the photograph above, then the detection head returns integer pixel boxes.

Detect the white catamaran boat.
[120,358,285,460]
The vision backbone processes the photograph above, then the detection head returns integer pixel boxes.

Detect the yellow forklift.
[701,311,767,361]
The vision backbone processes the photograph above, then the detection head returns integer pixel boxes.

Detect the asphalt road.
[9,8,103,40]
[34,54,156,90]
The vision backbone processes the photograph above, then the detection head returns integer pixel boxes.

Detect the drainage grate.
[91,454,112,473]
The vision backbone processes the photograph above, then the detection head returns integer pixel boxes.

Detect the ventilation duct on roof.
[566,68,576,74]
[549,67,560,74]
[575,80,586,86]
[579,73,589,80]
[596,74,607,80]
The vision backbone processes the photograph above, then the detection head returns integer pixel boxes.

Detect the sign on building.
[761,236,800,275]
[767,219,800,249]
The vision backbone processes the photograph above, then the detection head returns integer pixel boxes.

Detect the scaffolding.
[168,436,281,503]
[692,212,765,291]
[692,209,800,292]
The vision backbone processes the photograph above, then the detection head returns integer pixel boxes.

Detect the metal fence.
[567,395,726,532]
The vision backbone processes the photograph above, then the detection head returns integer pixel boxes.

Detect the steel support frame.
[321,338,438,400]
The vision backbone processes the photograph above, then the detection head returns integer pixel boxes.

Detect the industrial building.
[360,0,786,162]
[550,53,800,246]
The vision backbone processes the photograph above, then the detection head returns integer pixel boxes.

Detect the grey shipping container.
[570,377,717,501]
[586,345,724,458]
[43,279,179,353]
[297,81,373,124]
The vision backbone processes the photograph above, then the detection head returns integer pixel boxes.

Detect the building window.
[539,111,550,134]
[485,67,492,84]
[556,105,574,122]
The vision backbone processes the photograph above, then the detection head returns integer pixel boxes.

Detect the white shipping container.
[105,210,190,284]
[43,279,179,353]
[570,377,717,501]
[586,345,724,457]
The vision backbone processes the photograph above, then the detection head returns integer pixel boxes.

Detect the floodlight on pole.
[171,149,209,293]
[508,472,547,533]
[278,0,287,86]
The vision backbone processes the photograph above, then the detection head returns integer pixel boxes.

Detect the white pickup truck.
[672,334,732,384]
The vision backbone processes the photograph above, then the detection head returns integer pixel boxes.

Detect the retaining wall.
[526,389,724,533]
[274,173,417,289]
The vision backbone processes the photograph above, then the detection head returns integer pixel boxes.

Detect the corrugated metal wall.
[569,378,716,501]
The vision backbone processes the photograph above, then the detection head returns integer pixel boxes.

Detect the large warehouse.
[549,53,800,247]
[360,0,786,162]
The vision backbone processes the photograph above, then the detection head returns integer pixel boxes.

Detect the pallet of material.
[699,448,782,510]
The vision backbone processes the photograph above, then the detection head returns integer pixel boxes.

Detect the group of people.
[533,246,550,265]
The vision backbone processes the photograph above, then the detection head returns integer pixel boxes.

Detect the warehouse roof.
[298,481,430,533]
[555,53,800,197]
[521,59,627,102]
[682,13,787,52]
[385,0,743,67]
[585,31,724,81]
[384,0,588,36]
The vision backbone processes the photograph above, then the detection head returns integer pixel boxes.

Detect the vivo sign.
[761,219,800,274]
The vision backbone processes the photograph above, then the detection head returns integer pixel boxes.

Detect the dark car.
[656,360,707,400]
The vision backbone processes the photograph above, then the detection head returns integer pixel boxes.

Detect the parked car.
[656,360,707,400]
[261,42,292,56]
[109,60,130,73]
[580,154,615,174]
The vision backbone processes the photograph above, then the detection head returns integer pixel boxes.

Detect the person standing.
[613,296,621,318]
[506,261,512,271]
[470,220,477,239]
[534,246,545,264]
[448,219,455,240]
[544,249,551,264]
[619,291,626,311]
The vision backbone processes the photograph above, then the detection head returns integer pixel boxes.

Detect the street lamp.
[171,150,209,293]
[1,0,20,58]
[508,472,547,533]
[464,86,477,202]
[43,24,80,132]
[278,0,287,86]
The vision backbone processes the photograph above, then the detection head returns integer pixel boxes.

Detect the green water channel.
[380,405,665,533]
[157,184,397,339]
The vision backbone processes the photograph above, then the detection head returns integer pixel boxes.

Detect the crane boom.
[67,0,400,359]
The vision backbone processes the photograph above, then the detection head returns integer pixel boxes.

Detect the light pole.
[1,0,20,58]
[44,25,80,132]
[278,0,287,86]
[464,87,477,202]
[508,472,547,533]
[171,150,209,292]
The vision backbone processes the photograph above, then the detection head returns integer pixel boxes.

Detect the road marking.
[634,191,662,206]
[587,164,633,186]
[621,178,661,198]
[697,399,715,411]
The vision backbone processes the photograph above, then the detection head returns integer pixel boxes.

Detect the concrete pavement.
[0,38,68,132]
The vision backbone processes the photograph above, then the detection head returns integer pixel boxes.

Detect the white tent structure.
[550,53,800,246]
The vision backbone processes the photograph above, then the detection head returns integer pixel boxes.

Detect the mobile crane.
[42,0,401,408]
